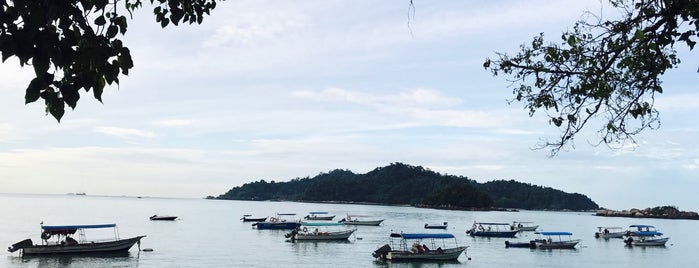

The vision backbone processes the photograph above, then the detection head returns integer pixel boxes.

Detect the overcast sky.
[1,1,697,211]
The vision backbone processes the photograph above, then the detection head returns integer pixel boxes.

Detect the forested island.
[213,163,598,211]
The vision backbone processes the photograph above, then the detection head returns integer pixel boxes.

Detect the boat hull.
[21,236,145,255]
[241,217,267,222]
[632,237,669,246]
[304,215,335,220]
[516,226,539,232]
[253,222,300,230]
[291,229,355,241]
[468,230,518,238]
[342,219,384,226]
[150,216,177,221]
[385,246,466,261]
[536,239,580,249]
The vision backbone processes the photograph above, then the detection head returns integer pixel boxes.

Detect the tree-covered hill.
[215,163,598,211]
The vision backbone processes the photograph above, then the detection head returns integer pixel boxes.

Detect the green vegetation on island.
[596,206,699,220]
[215,163,599,211]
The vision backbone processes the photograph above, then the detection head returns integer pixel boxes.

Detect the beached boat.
[424,222,448,229]
[533,232,581,249]
[372,233,467,261]
[511,221,538,232]
[594,226,625,239]
[285,226,356,241]
[8,224,145,255]
[624,225,670,246]
[303,212,335,221]
[252,213,300,230]
[240,215,268,222]
[149,215,177,221]
[466,222,518,238]
[340,215,384,226]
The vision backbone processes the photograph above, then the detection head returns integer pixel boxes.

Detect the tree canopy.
[0,0,218,121]
[484,0,698,155]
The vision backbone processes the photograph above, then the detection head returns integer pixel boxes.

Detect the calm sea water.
[0,193,696,267]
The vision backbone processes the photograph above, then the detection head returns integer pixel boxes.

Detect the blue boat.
[466,222,518,238]
[252,213,300,230]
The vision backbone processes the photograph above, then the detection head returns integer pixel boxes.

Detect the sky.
[1,1,698,211]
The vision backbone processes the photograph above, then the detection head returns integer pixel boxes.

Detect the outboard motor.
[624,236,634,246]
[8,239,32,253]
[372,244,391,259]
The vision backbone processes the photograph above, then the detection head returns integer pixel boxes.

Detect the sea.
[0,193,696,267]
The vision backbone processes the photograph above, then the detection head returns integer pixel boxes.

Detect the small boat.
[149,215,177,221]
[623,225,670,246]
[424,222,448,229]
[466,222,518,238]
[252,213,300,230]
[340,215,384,226]
[240,215,267,222]
[8,223,146,255]
[303,212,335,221]
[533,232,581,249]
[285,226,356,241]
[511,221,538,232]
[594,226,625,239]
[505,240,537,248]
[372,233,467,261]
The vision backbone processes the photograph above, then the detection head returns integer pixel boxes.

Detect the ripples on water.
[1,194,696,267]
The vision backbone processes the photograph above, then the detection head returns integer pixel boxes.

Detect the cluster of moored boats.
[7,212,671,262]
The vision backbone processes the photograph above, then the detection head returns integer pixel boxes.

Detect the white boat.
[533,232,580,249]
[594,226,625,239]
[303,212,335,221]
[372,233,467,261]
[8,223,145,255]
[511,221,538,232]
[623,225,670,246]
[340,215,384,226]
[285,227,356,241]
[466,222,518,237]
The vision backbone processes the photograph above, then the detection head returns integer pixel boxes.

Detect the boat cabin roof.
[537,231,573,236]
[597,226,623,230]
[632,231,663,236]
[395,233,456,239]
[42,224,116,231]
[629,224,655,228]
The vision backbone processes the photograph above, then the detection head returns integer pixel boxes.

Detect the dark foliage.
[216,163,599,211]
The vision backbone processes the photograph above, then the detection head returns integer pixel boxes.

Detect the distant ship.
[67,192,87,195]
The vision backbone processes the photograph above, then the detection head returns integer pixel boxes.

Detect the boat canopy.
[398,233,456,239]
[629,224,655,228]
[309,212,328,214]
[42,224,116,231]
[632,231,663,236]
[597,226,623,229]
[537,232,572,236]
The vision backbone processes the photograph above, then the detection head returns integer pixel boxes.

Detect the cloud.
[94,127,156,139]
[154,119,193,127]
